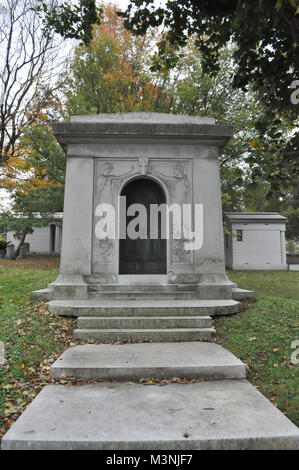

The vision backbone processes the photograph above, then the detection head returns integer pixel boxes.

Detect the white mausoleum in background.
[224,212,287,270]
[6,218,62,255]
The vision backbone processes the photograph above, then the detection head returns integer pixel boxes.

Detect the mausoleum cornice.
[52,113,234,151]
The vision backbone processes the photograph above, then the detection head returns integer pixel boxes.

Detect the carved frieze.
[97,238,115,263]
[93,157,193,271]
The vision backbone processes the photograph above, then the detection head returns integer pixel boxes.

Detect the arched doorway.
[119,178,167,274]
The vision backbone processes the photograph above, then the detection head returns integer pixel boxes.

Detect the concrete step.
[88,291,197,300]
[87,282,233,300]
[50,342,245,380]
[30,288,54,302]
[3,381,299,450]
[85,275,168,285]
[77,315,212,329]
[47,299,240,317]
[87,283,197,293]
[74,327,215,342]
[232,287,255,302]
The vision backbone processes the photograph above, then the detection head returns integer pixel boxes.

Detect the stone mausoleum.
[34,112,253,342]
[224,212,288,270]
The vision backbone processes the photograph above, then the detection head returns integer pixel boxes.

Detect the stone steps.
[74,327,215,342]
[85,280,234,300]
[47,299,240,317]
[77,315,212,329]
[50,342,246,380]
[48,299,238,343]
[87,283,198,293]
[88,291,197,300]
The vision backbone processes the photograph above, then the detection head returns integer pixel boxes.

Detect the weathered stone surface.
[70,112,216,125]
[5,245,15,259]
[76,315,212,329]
[289,264,299,271]
[47,299,240,317]
[88,291,197,300]
[74,327,215,343]
[2,381,299,450]
[19,245,28,259]
[50,342,245,380]
[232,287,255,302]
[30,288,54,302]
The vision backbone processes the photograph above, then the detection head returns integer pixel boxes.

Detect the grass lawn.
[215,270,299,427]
[0,257,76,439]
[0,260,298,441]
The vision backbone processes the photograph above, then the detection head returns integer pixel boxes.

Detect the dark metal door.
[119,179,166,274]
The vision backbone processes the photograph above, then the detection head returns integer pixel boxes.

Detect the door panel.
[119,179,166,274]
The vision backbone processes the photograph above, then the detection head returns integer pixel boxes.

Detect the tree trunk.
[14,226,29,258]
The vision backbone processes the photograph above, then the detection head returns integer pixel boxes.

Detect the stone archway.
[119,178,167,274]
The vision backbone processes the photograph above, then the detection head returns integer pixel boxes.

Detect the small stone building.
[50,112,238,299]
[224,212,287,270]
[6,219,62,255]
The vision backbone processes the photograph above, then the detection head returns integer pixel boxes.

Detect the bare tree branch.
[0,0,66,163]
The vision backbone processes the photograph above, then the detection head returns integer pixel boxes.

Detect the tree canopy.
[36,1,299,194]
[38,1,299,116]
[121,1,299,115]
[64,4,171,114]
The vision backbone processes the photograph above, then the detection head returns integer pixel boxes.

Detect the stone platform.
[50,342,246,380]
[2,380,299,450]
[47,299,240,317]
[46,299,243,342]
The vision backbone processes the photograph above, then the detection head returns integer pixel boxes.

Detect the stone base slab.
[47,299,240,317]
[2,380,299,450]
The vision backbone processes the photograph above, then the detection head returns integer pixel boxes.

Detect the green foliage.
[35,0,102,46]
[241,179,299,240]
[15,124,66,215]
[286,240,296,252]
[0,123,65,253]
[284,207,299,241]
[0,237,11,250]
[168,42,287,208]
[121,0,299,192]
[121,1,298,113]
[0,213,51,241]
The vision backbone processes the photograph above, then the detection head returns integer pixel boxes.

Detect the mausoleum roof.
[70,112,215,125]
[224,212,287,224]
[52,112,234,151]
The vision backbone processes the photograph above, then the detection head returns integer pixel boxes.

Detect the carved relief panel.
[92,157,193,274]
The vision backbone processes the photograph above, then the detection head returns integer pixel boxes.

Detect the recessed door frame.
[117,175,169,276]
